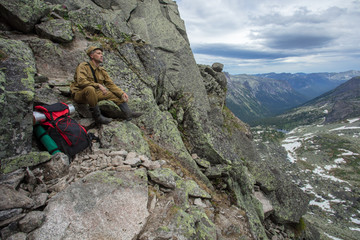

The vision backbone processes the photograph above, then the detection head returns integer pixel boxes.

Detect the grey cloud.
[192,43,299,59]
[250,6,346,26]
[263,33,335,49]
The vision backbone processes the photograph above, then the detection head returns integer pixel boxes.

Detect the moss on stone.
[252,196,265,222]
[174,207,216,240]
[0,38,36,92]
[222,106,247,135]
[177,179,211,199]
[100,121,151,157]
[91,171,124,186]
[156,225,171,233]
[1,151,51,174]
[295,217,306,233]
[134,168,148,180]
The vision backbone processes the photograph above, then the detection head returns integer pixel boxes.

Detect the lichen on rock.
[35,19,74,43]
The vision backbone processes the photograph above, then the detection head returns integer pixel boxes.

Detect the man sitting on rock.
[70,46,142,124]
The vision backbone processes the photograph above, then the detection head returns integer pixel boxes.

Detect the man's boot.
[119,102,143,121]
[90,105,112,124]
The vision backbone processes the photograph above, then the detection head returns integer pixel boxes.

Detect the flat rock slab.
[254,191,274,218]
[29,170,149,240]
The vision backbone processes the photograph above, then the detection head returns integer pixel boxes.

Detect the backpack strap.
[34,102,69,121]
[87,62,98,83]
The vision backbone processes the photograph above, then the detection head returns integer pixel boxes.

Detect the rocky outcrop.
[0,39,36,160]
[29,170,149,240]
[0,0,50,33]
[0,0,311,239]
[35,19,74,43]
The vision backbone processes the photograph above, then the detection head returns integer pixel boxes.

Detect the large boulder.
[35,19,74,43]
[248,143,310,224]
[99,121,151,157]
[68,5,130,39]
[28,170,149,240]
[0,38,35,160]
[0,0,50,33]
[268,178,310,224]
[148,168,182,189]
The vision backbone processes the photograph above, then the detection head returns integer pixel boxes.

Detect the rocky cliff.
[0,0,313,239]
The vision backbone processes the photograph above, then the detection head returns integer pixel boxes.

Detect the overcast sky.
[176,0,360,74]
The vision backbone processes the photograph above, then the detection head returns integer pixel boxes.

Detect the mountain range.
[226,71,360,125]
[255,70,360,100]
[262,76,360,129]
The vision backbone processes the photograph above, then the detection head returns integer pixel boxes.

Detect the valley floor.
[252,118,360,240]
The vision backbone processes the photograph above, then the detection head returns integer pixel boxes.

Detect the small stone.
[0,213,25,228]
[126,152,137,159]
[18,211,45,233]
[194,158,210,169]
[0,185,34,210]
[124,154,142,167]
[116,165,132,171]
[107,150,128,157]
[105,157,112,165]
[69,165,81,178]
[24,168,36,185]
[100,162,108,170]
[148,168,181,189]
[271,235,279,240]
[111,156,123,166]
[0,169,25,189]
[32,184,47,195]
[159,187,172,193]
[157,160,167,166]
[149,195,157,212]
[17,189,31,198]
[0,208,22,222]
[138,155,149,162]
[191,153,199,159]
[6,232,27,240]
[141,160,162,170]
[194,198,207,208]
[32,193,49,209]
[48,178,68,193]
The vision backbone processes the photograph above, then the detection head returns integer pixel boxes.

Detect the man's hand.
[122,92,129,102]
[99,84,108,95]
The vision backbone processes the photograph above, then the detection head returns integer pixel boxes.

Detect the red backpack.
[34,102,91,158]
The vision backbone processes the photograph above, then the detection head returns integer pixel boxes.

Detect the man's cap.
[86,46,103,56]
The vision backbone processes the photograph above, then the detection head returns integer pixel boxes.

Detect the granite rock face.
[29,170,149,240]
[0,39,36,160]
[35,19,74,43]
[0,0,50,33]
